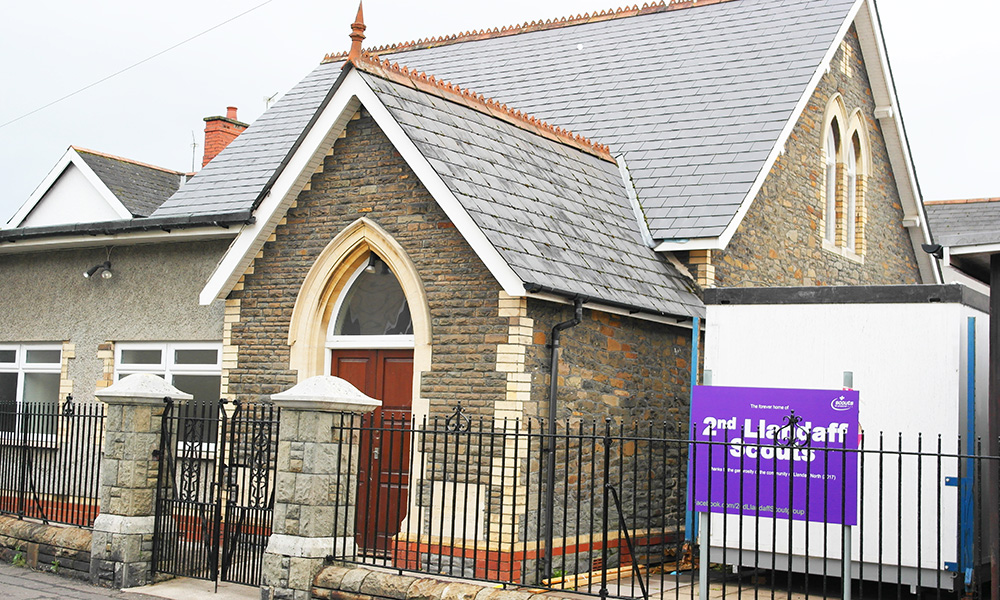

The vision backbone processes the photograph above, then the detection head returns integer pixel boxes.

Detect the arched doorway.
[287,218,430,556]
[327,253,414,553]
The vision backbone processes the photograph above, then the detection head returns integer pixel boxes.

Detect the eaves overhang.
[0,211,250,253]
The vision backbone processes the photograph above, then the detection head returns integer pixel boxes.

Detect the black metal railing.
[689,429,999,600]
[327,406,1000,600]
[0,396,105,528]
[330,407,687,599]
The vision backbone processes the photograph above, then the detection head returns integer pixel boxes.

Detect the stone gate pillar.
[90,374,192,588]
[262,376,380,600]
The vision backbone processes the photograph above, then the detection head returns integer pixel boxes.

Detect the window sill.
[822,240,864,265]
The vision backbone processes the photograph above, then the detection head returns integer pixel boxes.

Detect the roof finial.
[347,2,366,63]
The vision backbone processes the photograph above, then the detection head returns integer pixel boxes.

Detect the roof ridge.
[71,146,194,177]
[323,0,736,62]
[349,53,614,162]
[925,197,1000,205]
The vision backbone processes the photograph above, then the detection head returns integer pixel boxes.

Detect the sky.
[1,0,997,224]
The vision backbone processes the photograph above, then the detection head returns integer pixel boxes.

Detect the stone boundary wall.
[0,516,92,580]
[313,564,575,600]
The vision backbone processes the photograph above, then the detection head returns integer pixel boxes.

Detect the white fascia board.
[353,76,525,298]
[948,242,1000,257]
[6,148,132,228]
[616,154,655,248]
[856,0,942,284]
[199,69,525,305]
[199,88,362,305]
[0,227,237,255]
[654,237,724,252]
[526,291,693,328]
[712,0,865,250]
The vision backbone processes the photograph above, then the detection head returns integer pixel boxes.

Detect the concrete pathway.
[125,577,258,600]
[0,563,160,600]
[0,563,260,600]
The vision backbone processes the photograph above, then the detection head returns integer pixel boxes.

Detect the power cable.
[0,0,276,130]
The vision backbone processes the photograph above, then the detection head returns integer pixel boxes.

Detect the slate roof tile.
[361,72,702,317]
[146,0,858,313]
[926,199,1000,247]
[75,148,189,217]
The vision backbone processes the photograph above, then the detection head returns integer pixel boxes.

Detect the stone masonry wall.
[227,109,509,419]
[525,300,692,424]
[710,26,921,287]
[0,516,92,580]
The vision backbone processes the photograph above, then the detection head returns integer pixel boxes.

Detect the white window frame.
[325,262,415,351]
[115,342,223,454]
[846,139,858,251]
[0,343,63,444]
[824,122,839,245]
[114,341,223,379]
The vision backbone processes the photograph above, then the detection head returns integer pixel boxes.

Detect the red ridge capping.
[347,53,614,162]
[324,0,737,61]
[71,146,194,177]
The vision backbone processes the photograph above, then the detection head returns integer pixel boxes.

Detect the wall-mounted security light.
[84,261,112,279]
[921,243,944,259]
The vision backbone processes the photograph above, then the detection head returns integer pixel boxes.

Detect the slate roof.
[152,64,342,219]
[362,72,702,317]
[154,0,856,242]
[374,0,856,240]
[926,199,1000,247]
[75,148,189,217]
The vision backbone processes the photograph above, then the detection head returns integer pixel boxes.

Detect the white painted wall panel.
[20,164,122,227]
[703,300,989,587]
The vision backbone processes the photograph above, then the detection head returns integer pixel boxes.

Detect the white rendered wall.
[703,301,989,585]
[20,164,123,227]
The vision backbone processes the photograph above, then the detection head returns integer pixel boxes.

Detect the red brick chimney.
[202,106,247,167]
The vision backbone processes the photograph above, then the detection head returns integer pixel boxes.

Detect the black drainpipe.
[542,297,583,580]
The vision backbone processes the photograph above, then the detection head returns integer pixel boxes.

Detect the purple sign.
[689,386,859,525]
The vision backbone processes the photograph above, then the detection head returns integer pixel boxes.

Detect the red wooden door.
[331,349,413,554]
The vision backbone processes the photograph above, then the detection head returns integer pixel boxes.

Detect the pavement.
[0,561,831,600]
[0,563,258,600]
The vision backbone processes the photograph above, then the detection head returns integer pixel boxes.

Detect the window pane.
[0,350,15,363]
[174,349,218,365]
[121,349,162,365]
[0,373,16,432]
[25,349,60,364]
[172,375,222,444]
[334,264,413,336]
[23,372,59,436]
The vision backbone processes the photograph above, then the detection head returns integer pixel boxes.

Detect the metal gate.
[152,397,279,587]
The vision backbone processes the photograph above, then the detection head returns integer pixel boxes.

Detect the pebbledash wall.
[703,27,921,288]
[0,241,228,404]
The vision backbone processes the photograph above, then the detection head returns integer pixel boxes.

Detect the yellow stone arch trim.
[821,93,848,156]
[287,218,432,415]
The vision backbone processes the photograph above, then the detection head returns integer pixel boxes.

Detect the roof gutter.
[0,210,254,243]
[523,282,701,322]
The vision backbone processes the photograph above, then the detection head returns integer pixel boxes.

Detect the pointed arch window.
[824,120,840,244]
[327,253,414,350]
